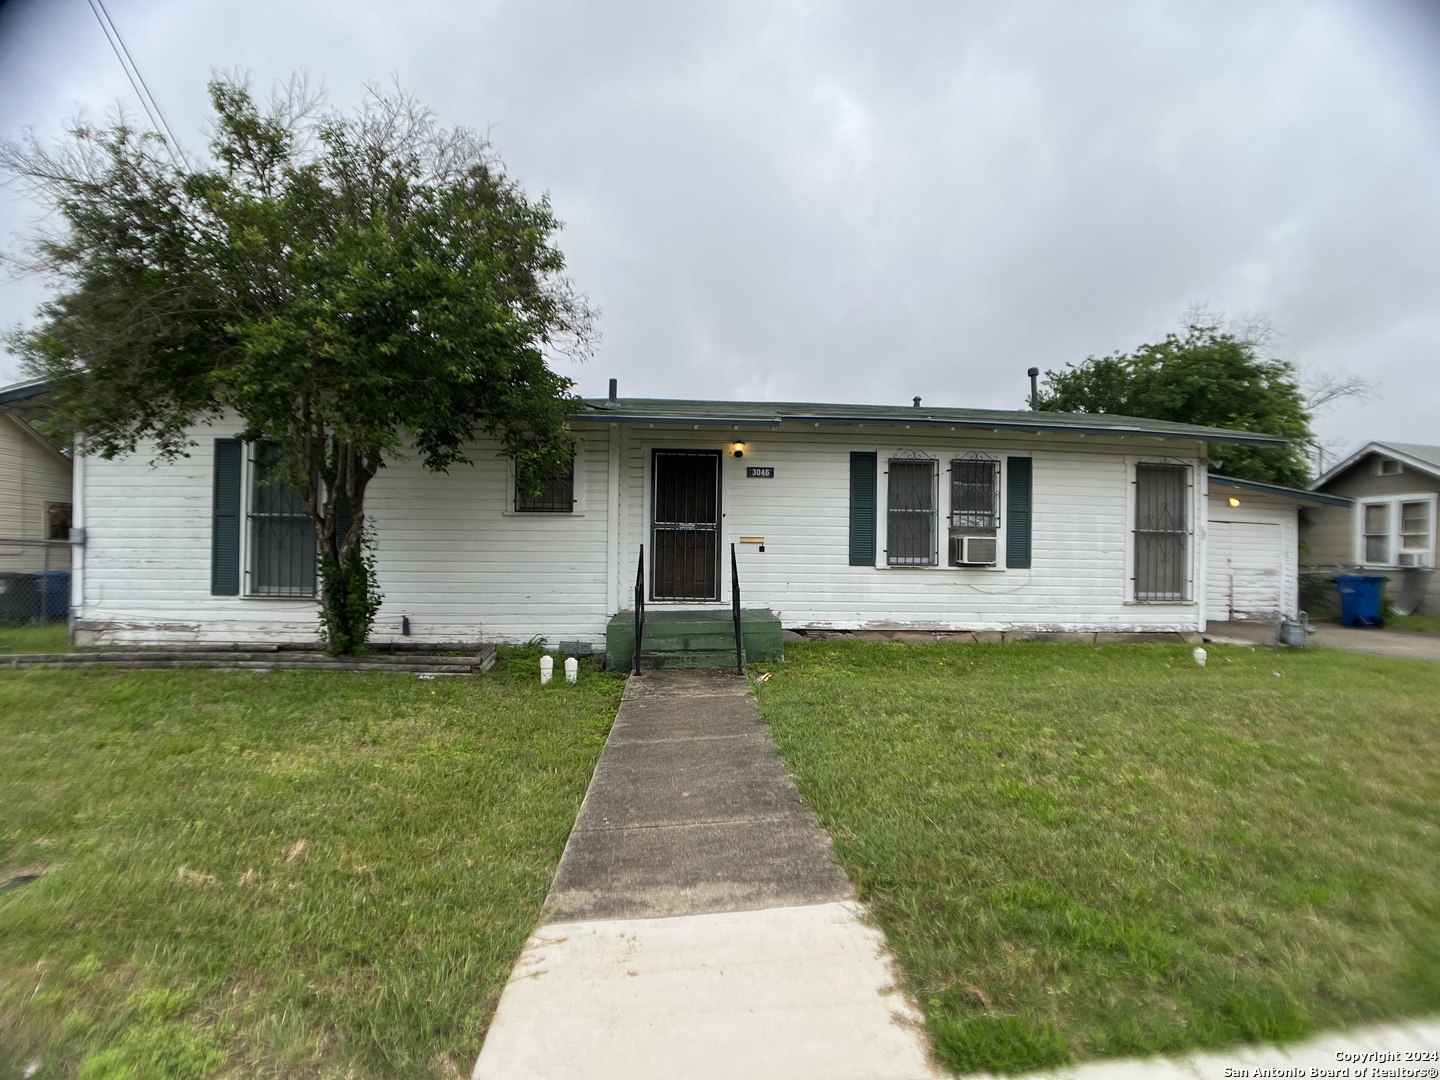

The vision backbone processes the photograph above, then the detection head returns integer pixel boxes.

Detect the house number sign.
[746,466,775,478]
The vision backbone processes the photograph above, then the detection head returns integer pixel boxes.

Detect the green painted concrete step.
[606,608,783,670]
[637,649,747,670]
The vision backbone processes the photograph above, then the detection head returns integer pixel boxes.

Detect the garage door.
[1207,520,1284,620]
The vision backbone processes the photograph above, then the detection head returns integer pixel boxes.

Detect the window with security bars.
[887,458,937,566]
[1133,463,1190,602]
[949,458,1000,566]
[249,443,316,597]
[950,459,999,529]
[515,459,575,512]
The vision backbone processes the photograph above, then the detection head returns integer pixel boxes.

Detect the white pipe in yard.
[540,655,553,685]
[564,657,578,684]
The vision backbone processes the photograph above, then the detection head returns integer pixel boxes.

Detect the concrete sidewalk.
[472,669,939,1080]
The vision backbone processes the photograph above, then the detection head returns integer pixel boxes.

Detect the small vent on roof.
[1378,458,1402,476]
[913,397,921,408]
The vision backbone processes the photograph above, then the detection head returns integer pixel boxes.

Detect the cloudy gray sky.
[1,0,1436,465]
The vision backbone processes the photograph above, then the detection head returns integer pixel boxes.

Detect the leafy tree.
[1037,321,1313,486]
[2,76,594,653]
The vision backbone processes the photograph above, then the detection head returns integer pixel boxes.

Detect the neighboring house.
[67,394,1294,648]
[1304,442,1440,616]
[1205,475,1350,623]
[0,379,73,572]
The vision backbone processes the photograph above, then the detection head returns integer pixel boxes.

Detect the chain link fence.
[0,539,71,624]
[1298,569,1343,619]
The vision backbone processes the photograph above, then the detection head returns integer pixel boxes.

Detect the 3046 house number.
[746,466,775,478]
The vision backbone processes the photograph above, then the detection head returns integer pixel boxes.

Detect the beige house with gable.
[1,410,73,560]
[1304,442,1440,616]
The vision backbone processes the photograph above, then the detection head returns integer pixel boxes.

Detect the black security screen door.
[652,450,721,601]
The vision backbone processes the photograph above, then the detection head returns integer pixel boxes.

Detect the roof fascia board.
[573,414,781,430]
[1210,473,1352,507]
[574,407,1284,447]
[776,414,1282,446]
[0,378,59,408]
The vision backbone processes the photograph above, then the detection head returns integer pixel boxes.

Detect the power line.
[85,0,191,170]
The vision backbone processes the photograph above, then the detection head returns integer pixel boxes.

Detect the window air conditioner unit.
[1398,552,1423,567]
[950,535,998,566]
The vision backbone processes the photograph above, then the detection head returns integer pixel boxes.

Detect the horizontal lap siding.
[79,435,318,643]
[0,418,72,541]
[1206,494,1297,619]
[80,417,1208,646]
[79,421,610,646]
[620,427,1202,632]
[363,438,609,644]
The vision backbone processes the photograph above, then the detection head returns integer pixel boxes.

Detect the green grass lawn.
[0,650,625,1079]
[0,621,70,653]
[1386,613,1440,634]
[755,641,1440,1075]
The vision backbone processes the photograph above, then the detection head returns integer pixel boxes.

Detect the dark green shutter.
[1006,456,1032,568]
[849,452,877,565]
[211,438,242,595]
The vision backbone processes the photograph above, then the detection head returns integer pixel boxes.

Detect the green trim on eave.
[572,398,1288,448]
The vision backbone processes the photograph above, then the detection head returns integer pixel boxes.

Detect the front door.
[652,450,721,601]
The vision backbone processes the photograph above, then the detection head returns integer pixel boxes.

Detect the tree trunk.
[310,441,383,655]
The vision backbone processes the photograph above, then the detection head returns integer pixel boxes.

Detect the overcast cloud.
[1,0,1436,463]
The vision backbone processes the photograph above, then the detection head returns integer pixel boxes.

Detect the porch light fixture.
[731,442,745,458]
[1228,497,1241,507]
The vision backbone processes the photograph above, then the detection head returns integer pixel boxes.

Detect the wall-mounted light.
[731,442,746,458]
[1228,497,1241,507]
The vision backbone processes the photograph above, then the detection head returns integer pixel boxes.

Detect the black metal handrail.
[632,545,645,676]
[730,543,743,676]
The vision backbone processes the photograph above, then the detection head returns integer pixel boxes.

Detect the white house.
[63,394,1304,651]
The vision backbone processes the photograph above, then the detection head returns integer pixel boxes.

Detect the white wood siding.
[77,417,1212,646]
[76,420,611,645]
[1205,493,1298,620]
[614,425,1204,633]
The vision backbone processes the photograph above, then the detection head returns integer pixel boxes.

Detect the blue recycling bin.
[33,570,71,621]
[1335,574,1384,628]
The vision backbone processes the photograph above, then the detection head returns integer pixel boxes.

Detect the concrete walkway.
[473,669,939,1080]
[1206,619,1440,661]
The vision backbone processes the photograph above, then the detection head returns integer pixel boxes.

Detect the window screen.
[1363,503,1390,564]
[1400,501,1430,555]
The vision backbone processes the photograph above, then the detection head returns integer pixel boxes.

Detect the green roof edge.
[573,397,1288,448]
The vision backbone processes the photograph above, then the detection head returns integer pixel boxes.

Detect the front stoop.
[605,608,782,670]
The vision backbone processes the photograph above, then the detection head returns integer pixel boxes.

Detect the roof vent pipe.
[1028,368,1040,411]
[608,378,617,402]
[913,396,921,408]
